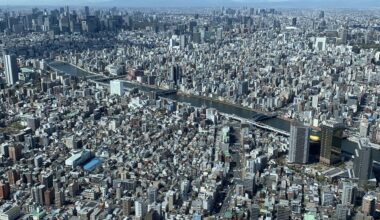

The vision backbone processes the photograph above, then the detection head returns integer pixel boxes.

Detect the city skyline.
[1,3,380,220]
[1,0,380,8]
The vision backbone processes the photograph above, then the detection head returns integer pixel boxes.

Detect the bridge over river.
[48,61,380,160]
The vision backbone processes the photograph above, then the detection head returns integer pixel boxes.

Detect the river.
[49,61,370,159]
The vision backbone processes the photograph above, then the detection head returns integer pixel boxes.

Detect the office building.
[276,205,290,220]
[170,65,181,86]
[238,81,249,95]
[27,116,40,131]
[319,10,325,19]
[288,122,310,164]
[84,6,90,16]
[354,138,373,185]
[322,189,334,206]
[335,204,349,220]
[359,117,369,137]
[41,172,54,188]
[206,108,218,124]
[65,150,93,168]
[110,80,124,96]
[180,180,190,200]
[147,187,157,204]
[0,204,20,220]
[292,17,297,26]
[315,37,327,51]
[320,120,344,165]
[3,52,19,86]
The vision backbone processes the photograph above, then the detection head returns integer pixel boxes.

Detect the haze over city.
[1,0,380,8]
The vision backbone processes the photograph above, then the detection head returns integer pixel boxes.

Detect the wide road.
[218,144,243,218]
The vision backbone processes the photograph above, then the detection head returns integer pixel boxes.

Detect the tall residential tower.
[3,50,18,86]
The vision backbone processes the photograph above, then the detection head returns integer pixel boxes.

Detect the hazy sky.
[1,0,380,8]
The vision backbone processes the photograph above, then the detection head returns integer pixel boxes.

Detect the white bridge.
[220,113,290,136]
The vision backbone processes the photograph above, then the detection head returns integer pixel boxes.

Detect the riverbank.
[55,60,101,76]
[52,61,287,119]
[176,91,279,117]
[48,61,378,161]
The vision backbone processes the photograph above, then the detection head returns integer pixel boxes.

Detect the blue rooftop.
[83,158,102,171]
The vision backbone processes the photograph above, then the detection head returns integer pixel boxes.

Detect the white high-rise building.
[288,122,310,164]
[312,95,319,109]
[342,181,354,205]
[110,80,124,96]
[315,37,327,51]
[359,117,369,137]
[3,53,19,86]
[135,200,147,218]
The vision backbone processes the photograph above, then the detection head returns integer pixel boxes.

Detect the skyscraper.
[354,138,373,185]
[319,11,325,19]
[292,17,297,26]
[288,122,310,164]
[320,120,344,165]
[84,6,90,16]
[3,51,19,86]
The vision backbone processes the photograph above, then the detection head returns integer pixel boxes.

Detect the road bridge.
[221,113,290,136]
